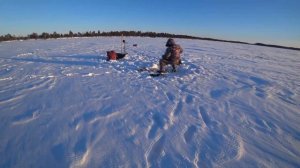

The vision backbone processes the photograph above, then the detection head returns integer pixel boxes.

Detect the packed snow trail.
[0,37,299,167]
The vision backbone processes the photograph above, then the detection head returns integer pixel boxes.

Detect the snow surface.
[0,37,299,168]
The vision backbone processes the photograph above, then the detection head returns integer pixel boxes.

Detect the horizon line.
[1,30,299,51]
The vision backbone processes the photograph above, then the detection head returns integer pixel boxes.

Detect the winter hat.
[166,38,175,47]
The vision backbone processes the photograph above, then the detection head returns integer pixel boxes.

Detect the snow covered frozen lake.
[0,37,299,167]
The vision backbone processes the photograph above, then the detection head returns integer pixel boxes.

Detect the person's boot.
[172,65,177,72]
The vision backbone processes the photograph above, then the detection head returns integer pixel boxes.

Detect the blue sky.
[0,0,299,47]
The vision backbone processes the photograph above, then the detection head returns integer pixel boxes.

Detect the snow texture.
[0,37,299,168]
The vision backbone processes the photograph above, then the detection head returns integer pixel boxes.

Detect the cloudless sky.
[0,0,299,47]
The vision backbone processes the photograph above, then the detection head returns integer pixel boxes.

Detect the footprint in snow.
[185,94,194,104]
[210,88,229,99]
[69,137,91,167]
[183,125,198,144]
[199,106,211,128]
[146,135,166,167]
[148,113,168,139]
[198,131,243,166]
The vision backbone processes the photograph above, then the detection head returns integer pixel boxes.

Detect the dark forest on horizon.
[1,30,299,51]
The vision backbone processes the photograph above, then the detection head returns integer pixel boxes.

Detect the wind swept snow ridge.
[0,37,299,167]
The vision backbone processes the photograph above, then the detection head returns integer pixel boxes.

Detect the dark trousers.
[159,59,180,72]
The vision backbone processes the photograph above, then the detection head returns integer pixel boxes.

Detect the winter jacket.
[162,44,183,63]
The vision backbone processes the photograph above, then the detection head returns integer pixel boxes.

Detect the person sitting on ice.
[158,38,183,73]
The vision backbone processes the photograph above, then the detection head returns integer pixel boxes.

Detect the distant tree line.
[0,30,253,47]
[0,30,255,44]
[1,30,299,51]
[0,30,168,41]
[0,30,243,42]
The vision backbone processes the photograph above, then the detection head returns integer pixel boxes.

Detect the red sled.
[106,50,127,61]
